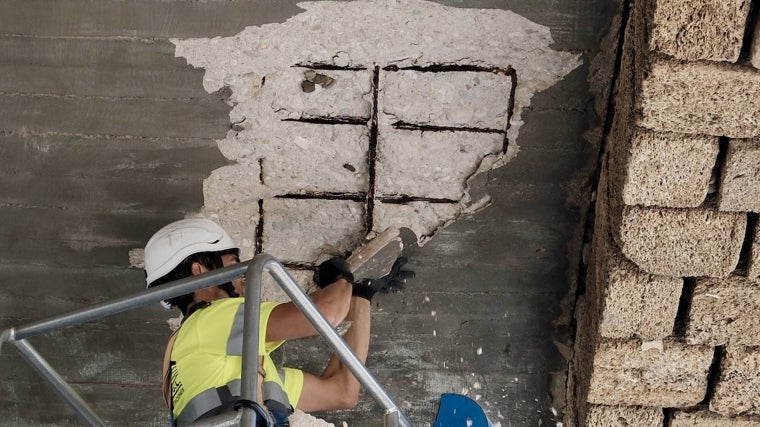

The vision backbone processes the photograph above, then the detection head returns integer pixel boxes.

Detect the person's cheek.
[233,278,246,297]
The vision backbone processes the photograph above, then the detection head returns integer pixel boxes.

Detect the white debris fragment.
[466,419,473,427]
[433,330,437,337]
[288,409,337,426]
[476,347,483,355]
[475,394,481,401]
[473,381,482,390]
[550,407,558,417]
[167,315,183,332]
[431,310,437,316]
[641,340,664,352]
[461,387,469,395]
[128,248,145,269]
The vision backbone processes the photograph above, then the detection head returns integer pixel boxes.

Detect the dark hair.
[149,249,238,315]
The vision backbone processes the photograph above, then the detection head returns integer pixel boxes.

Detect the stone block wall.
[570,0,760,425]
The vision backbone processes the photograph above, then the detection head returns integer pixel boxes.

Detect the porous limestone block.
[638,59,760,139]
[379,70,514,130]
[222,123,370,195]
[262,198,365,263]
[268,68,374,120]
[372,201,461,245]
[597,242,682,340]
[585,405,663,427]
[646,0,750,62]
[615,206,746,277]
[686,276,760,346]
[375,129,502,200]
[718,138,760,212]
[587,339,713,407]
[749,222,760,280]
[711,346,760,416]
[621,129,718,208]
[672,410,760,427]
[203,203,259,261]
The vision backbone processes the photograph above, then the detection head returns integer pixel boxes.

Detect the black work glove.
[353,257,415,301]
[313,257,354,288]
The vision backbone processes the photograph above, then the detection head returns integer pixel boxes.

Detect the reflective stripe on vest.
[176,379,241,425]
[175,303,292,424]
[262,367,290,408]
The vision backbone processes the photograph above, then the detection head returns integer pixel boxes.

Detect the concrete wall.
[570,0,760,425]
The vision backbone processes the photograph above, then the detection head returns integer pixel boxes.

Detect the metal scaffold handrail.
[0,254,412,427]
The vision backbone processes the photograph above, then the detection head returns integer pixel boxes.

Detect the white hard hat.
[144,218,237,287]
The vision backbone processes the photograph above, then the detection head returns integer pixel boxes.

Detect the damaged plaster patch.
[171,0,579,263]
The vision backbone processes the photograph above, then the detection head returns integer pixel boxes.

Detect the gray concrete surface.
[0,1,616,426]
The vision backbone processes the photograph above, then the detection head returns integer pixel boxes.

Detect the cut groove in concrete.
[275,192,367,202]
[383,64,514,73]
[376,195,458,204]
[366,66,380,235]
[255,199,264,255]
[281,117,368,126]
[391,121,506,134]
[293,63,368,71]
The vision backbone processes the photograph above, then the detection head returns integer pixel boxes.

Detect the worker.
[143,218,413,426]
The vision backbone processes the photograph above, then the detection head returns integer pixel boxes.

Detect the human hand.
[353,257,414,300]
[313,257,354,288]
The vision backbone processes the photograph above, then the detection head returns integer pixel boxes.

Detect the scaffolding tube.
[245,255,411,427]
[13,339,106,427]
[0,254,412,427]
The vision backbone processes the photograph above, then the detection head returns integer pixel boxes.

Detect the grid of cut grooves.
[255,64,517,261]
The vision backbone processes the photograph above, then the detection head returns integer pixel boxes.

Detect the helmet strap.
[211,252,240,299]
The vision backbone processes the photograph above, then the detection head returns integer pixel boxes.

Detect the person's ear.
[190,262,206,276]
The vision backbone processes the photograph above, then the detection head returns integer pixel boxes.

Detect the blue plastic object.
[433,393,494,427]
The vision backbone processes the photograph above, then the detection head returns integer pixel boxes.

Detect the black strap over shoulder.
[234,399,274,427]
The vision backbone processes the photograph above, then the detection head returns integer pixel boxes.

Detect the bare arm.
[265,278,352,342]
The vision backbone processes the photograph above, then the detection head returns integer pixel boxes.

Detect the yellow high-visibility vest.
[168,298,299,424]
